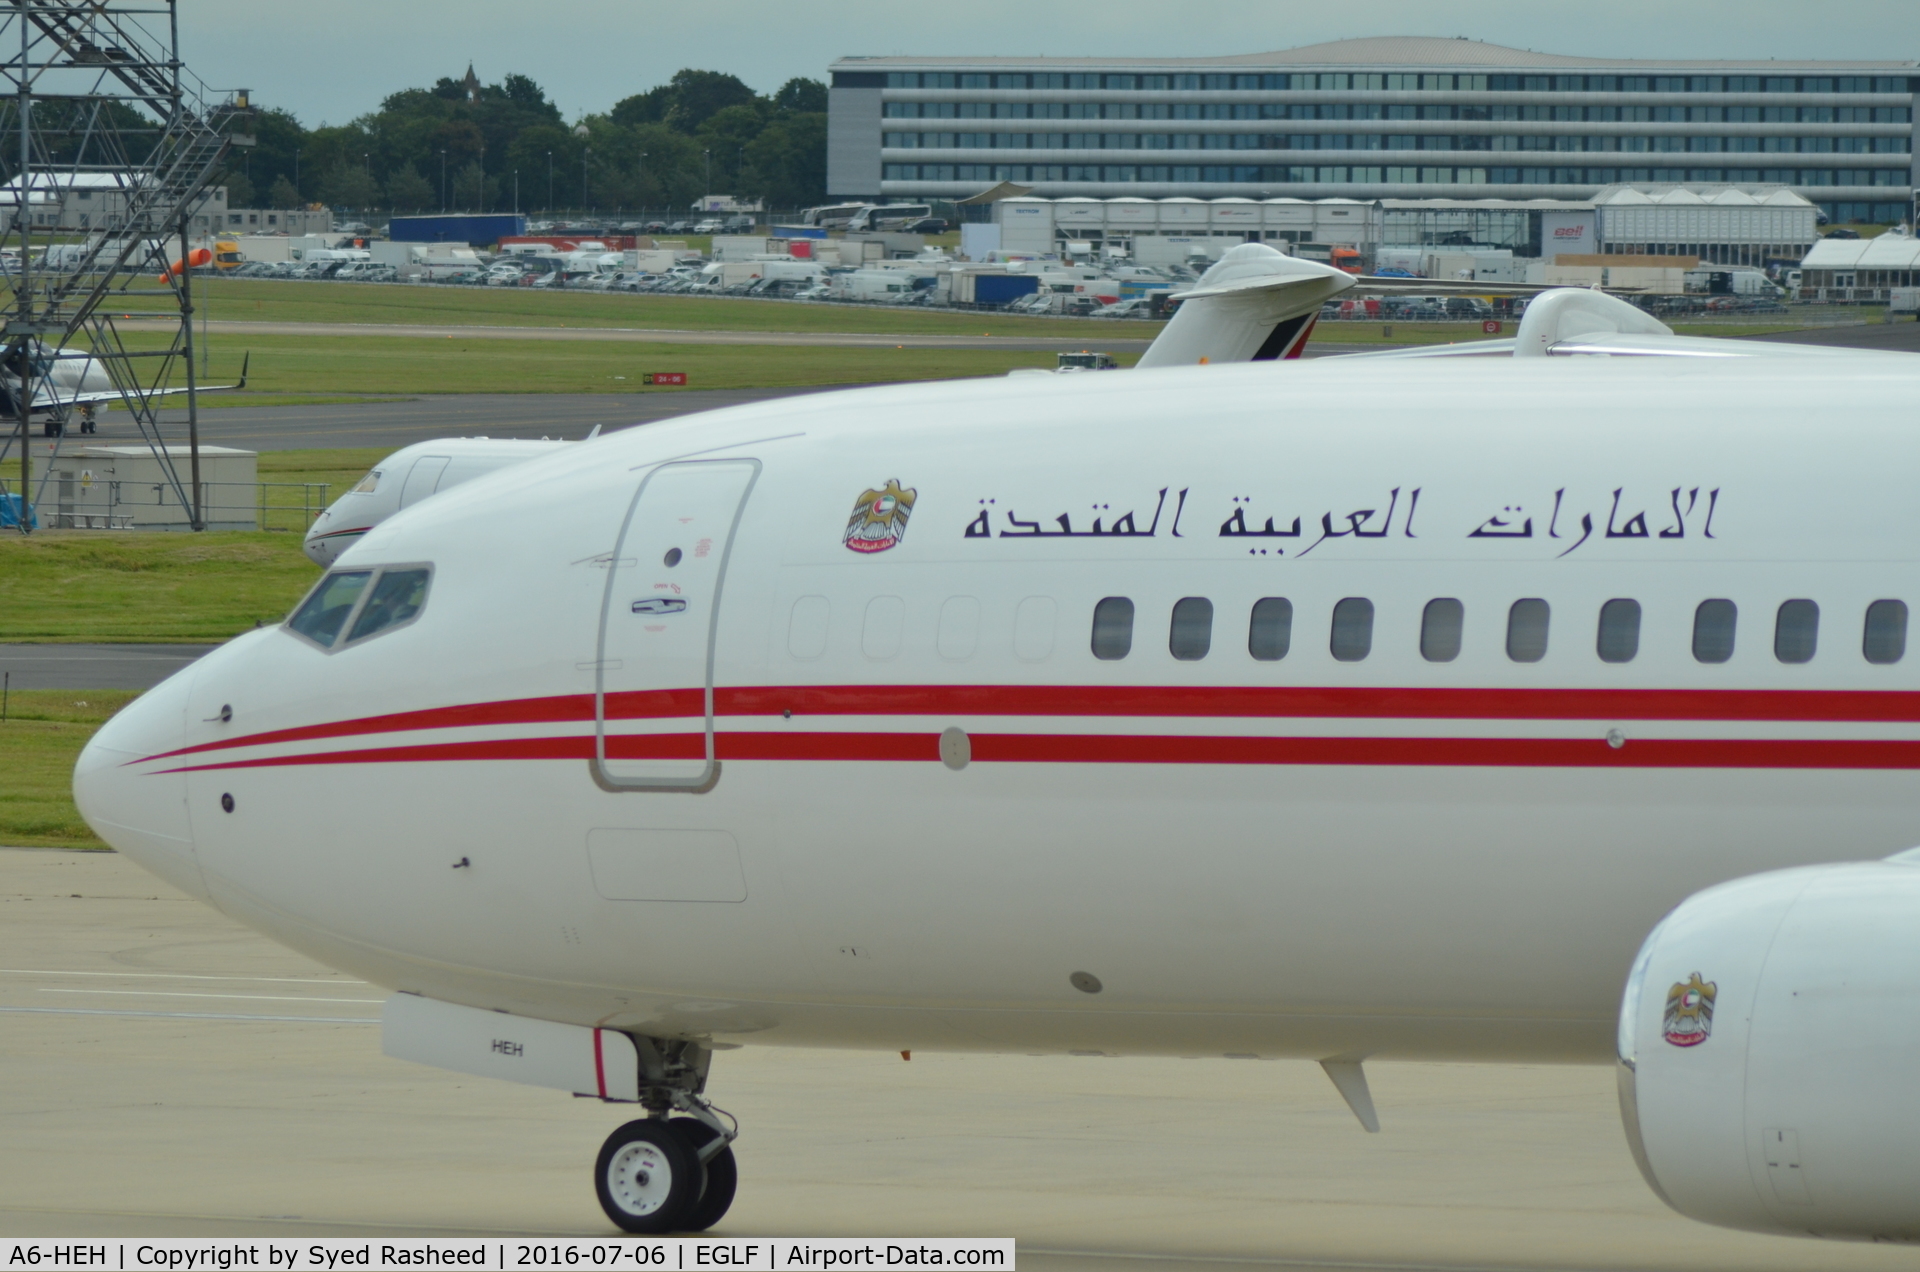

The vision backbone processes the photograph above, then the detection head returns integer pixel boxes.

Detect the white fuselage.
[80,354,1920,1066]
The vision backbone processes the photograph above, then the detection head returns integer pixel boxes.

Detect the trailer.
[949,271,1040,307]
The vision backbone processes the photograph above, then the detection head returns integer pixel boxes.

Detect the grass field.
[0,531,320,643]
[86,333,1084,396]
[100,276,1167,339]
[0,690,137,848]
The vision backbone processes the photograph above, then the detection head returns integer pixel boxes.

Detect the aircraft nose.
[72,663,210,903]
[303,514,335,566]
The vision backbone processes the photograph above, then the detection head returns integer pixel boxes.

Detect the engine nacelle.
[1618,856,1920,1241]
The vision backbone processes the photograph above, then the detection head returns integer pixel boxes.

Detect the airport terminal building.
[826,37,1918,224]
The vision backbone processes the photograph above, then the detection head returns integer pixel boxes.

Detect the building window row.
[882,163,1909,188]
[1089,596,1910,667]
[884,132,1911,156]
[882,100,1912,124]
[879,72,1911,94]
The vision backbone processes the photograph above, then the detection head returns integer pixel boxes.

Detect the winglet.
[1320,1058,1380,1133]
[585,424,602,440]
[235,351,249,390]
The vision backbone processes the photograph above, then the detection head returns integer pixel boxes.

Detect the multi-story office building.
[827,36,1918,223]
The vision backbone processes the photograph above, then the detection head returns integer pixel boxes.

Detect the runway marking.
[0,1005,378,1023]
[39,988,384,1003]
[1,968,367,983]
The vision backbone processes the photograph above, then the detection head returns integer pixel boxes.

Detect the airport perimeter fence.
[1,478,330,533]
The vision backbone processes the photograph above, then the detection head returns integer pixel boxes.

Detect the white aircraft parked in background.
[304,435,582,565]
[2,344,248,433]
[80,278,1920,1240]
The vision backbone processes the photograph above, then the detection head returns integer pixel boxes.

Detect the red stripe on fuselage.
[135,684,1920,769]
[153,729,1920,774]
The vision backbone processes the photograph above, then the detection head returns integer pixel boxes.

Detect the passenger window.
[1692,599,1737,664]
[288,571,372,649]
[1248,597,1292,661]
[1506,598,1550,663]
[1596,599,1641,664]
[1863,600,1907,664]
[861,595,905,660]
[345,568,431,644]
[1091,596,1134,660]
[1420,598,1463,662]
[936,596,979,661]
[1775,599,1819,664]
[786,595,830,660]
[351,469,380,494]
[1169,597,1213,661]
[1330,597,1373,662]
[1015,596,1057,662]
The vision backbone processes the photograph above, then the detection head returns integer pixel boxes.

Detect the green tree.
[450,162,497,211]
[246,108,309,201]
[664,70,758,133]
[772,77,827,114]
[745,112,827,209]
[319,161,379,210]
[504,123,579,208]
[219,169,255,208]
[385,163,433,211]
[266,175,302,209]
[696,102,771,189]
[610,86,673,127]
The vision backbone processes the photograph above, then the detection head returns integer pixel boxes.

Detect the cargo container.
[389,214,528,246]
[950,271,1039,306]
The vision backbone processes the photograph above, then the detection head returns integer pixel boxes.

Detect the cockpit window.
[346,568,430,643]
[287,564,432,651]
[287,571,372,648]
[351,469,381,494]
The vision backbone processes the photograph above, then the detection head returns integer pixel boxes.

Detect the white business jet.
[76,281,1920,1241]
[303,436,579,565]
[2,344,249,434]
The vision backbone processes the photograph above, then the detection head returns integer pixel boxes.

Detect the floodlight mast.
[0,0,250,534]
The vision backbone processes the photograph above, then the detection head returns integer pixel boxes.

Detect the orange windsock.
[158,247,212,282]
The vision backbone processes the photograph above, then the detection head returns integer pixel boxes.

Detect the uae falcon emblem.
[844,480,916,554]
[1663,972,1717,1047]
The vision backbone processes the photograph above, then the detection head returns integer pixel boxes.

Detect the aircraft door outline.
[398,456,451,508]
[592,458,760,792]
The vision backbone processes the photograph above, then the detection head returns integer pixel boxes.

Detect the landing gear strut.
[593,1037,739,1234]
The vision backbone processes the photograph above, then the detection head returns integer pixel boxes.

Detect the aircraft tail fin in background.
[1136,244,1356,370]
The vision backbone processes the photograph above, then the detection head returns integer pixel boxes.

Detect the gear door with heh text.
[594,459,758,789]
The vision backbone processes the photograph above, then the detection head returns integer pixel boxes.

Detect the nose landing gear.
[593,1037,739,1234]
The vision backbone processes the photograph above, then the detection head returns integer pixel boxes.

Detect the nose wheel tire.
[670,1117,738,1232]
[595,1120,701,1234]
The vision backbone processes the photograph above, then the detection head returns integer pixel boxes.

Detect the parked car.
[900,217,948,234]
[692,219,724,234]
[1092,298,1154,319]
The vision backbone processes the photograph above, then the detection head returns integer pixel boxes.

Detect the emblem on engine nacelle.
[1663,972,1717,1047]
[844,480,916,554]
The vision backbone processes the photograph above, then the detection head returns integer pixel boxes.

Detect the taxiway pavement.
[0,644,217,691]
[2,846,1914,1270]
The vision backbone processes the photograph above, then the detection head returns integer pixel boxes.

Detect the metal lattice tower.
[0,0,251,532]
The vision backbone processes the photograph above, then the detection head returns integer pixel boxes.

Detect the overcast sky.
[182,0,1910,126]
